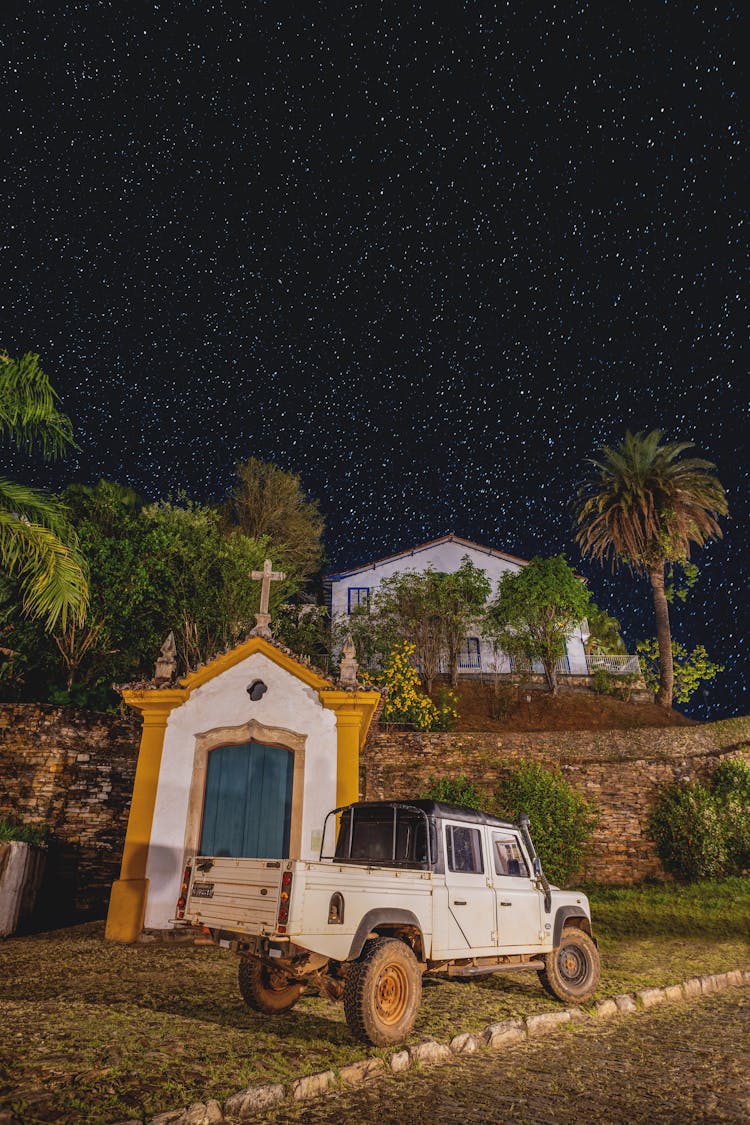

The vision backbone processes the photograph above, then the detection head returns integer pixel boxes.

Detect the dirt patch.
[439,680,696,733]
[265,990,750,1123]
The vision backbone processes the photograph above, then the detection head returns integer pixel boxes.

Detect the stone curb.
[142,968,750,1124]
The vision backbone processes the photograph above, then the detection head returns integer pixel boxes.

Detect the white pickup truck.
[177,799,600,1045]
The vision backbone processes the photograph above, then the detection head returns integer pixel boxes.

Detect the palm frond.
[0,490,89,630]
[575,430,728,572]
[0,477,79,537]
[0,351,75,460]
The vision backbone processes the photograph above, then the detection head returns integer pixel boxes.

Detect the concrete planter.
[0,840,47,937]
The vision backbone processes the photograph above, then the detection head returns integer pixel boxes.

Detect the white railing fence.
[584,653,642,676]
[453,652,642,677]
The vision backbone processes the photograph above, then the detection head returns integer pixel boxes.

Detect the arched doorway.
[199,741,294,858]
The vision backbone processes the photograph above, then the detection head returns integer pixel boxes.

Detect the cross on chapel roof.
[249,558,286,638]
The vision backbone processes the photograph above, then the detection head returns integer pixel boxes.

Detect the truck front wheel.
[538,927,600,1004]
[343,937,422,1046]
[238,957,303,1014]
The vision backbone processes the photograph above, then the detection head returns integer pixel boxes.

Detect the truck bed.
[183,857,284,934]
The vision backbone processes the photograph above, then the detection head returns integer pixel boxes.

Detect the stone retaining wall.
[0,703,140,925]
[1,705,749,924]
[361,717,750,883]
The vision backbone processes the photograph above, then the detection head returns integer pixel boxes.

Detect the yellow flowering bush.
[377,641,458,731]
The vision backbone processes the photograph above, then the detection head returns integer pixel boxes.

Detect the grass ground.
[1,878,748,1124]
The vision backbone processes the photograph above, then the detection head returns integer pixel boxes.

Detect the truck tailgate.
[184,857,284,934]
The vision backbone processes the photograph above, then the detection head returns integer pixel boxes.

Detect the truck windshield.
[333,805,432,869]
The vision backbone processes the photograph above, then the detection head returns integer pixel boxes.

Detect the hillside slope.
[443,681,696,732]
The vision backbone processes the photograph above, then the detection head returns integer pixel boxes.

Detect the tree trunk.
[543,658,558,694]
[649,565,673,709]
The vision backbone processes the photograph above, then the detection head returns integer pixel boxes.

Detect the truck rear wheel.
[538,927,600,1004]
[238,957,303,1014]
[343,937,422,1046]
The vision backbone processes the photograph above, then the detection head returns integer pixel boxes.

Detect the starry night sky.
[2,3,747,718]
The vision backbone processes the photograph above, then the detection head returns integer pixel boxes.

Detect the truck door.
[489,830,545,951]
[440,821,496,955]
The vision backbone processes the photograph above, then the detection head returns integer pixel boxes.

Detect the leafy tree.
[222,456,324,581]
[372,569,446,692]
[576,430,727,708]
[6,482,300,707]
[584,605,626,655]
[438,557,491,687]
[344,557,490,693]
[267,600,330,667]
[332,597,400,673]
[486,556,592,694]
[636,638,724,705]
[0,351,88,629]
[494,761,598,885]
[142,499,298,670]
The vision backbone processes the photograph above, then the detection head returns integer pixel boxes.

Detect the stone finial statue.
[154,631,177,684]
[339,633,359,688]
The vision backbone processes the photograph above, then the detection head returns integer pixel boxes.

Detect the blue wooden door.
[199,742,294,858]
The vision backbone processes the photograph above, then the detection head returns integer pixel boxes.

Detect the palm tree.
[575,430,727,709]
[0,351,88,629]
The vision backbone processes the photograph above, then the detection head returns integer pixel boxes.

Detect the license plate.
[192,882,214,899]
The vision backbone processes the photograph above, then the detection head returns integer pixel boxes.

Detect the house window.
[347,587,370,614]
[458,636,481,669]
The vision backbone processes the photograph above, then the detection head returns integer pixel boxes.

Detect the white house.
[326,533,637,678]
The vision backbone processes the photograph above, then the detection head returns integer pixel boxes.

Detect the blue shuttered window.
[199,742,294,859]
[347,587,370,613]
[458,637,481,669]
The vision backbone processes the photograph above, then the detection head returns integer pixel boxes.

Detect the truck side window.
[445,825,484,874]
[492,832,529,878]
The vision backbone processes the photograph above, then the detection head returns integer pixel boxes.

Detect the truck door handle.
[500,901,512,907]
[453,900,467,906]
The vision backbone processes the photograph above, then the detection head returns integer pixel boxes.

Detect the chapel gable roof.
[119,634,335,697]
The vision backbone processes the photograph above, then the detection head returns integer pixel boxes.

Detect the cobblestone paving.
[260,990,750,1123]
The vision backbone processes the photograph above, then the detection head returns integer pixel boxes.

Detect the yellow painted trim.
[105,877,149,943]
[318,689,381,749]
[105,689,187,943]
[319,690,381,807]
[120,688,190,715]
[180,636,331,694]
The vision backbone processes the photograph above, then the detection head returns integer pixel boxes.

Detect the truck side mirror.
[532,857,542,877]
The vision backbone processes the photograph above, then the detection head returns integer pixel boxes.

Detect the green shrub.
[494,762,598,886]
[590,667,613,695]
[421,774,486,811]
[0,817,48,846]
[648,758,750,880]
[648,783,727,880]
[710,758,750,874]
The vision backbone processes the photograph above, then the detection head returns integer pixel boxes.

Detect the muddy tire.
[238,957,303,1014]
[538,927,600,1004]
[343,937,422,1046]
